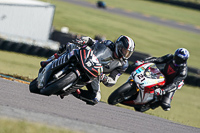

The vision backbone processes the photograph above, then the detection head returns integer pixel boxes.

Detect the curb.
[0,74,30,85]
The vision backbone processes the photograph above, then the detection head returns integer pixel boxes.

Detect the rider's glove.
[154,88,165,96]
[76,36,95,46]
[135,60,144,66]
[58,42,77,54]
[100,74,108,82]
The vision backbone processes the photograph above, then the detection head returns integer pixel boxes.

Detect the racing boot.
[73,89,100,105]
[161,102,171,111]
[60,89,81,99]
[160,91,175,111]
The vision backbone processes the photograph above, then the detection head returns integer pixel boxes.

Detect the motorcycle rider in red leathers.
[140,48,190,111]
[40,35,135,105]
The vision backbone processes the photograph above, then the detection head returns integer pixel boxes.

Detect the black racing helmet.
[115,35,135,60]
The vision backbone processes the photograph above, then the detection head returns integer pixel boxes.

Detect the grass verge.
[84,0,200,26]
[0,117,81,133]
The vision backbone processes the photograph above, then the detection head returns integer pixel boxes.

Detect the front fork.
[121,79,139,101]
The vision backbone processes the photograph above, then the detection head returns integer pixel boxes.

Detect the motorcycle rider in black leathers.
[140,48,190,111]
[40,35,135,105]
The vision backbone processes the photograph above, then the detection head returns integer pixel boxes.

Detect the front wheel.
[40,71,77,96]
[29,78,40,94]
[108,82,136,105]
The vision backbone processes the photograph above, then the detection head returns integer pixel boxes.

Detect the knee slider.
[95,92,101,102]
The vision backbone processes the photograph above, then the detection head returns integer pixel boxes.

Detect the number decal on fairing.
[137,74,145,82]
[85,61,92,67]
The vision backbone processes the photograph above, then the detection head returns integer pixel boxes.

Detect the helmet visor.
[173,55,186,66]
[116,41,133,59]
[120,47,133,59]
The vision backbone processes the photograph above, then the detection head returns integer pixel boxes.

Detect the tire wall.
[150,0,200,11]
[0,38,56,58]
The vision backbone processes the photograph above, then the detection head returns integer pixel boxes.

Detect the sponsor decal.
[167,65,176,75]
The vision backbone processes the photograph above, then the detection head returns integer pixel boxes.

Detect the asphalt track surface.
[61,0,200,34]
[0,78,200,133]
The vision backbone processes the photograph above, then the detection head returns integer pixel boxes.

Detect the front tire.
[108,82,136,105]
[29,78,40,94]
[40,71,77,96]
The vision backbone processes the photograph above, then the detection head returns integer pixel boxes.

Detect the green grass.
[0,50,200,128]
[146,85,200,128]
[43,0,200,68]
[0,117,81,133]
[85,0,200,26]
[0,51,44,80]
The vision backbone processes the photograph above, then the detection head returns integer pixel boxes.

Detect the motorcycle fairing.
[37,46,103,89]
[37,50,78,89]
[91,43,123,73]
[134,63,165,89]
[37,61,53,89]
[130,63,165,104]
[133,88,155,104]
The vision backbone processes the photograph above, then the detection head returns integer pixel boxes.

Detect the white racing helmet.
[115,35,135,60]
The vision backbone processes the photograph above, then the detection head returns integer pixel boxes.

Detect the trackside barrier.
[185,75,200,87]
[0,38,56,57]
[188,67,200,75]
[126,51,151,74]
[150,0,200,11]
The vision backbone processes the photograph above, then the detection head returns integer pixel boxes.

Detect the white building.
[0,0,55,41]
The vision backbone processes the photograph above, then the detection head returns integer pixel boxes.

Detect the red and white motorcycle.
[108,62,184,112]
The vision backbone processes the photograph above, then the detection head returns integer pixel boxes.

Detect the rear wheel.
[40,71,77,96]
[108,82,137,105]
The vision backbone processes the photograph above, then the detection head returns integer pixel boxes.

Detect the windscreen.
[144,64,164,79]
[91,43,113,65]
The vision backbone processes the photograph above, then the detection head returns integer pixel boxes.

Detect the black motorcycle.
[29,42,113,100]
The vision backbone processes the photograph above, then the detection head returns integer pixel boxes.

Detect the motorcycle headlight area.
[144,65,164,79]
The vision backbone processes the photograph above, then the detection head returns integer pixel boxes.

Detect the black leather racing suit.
[143,54,188,110]
[79,40,129,105]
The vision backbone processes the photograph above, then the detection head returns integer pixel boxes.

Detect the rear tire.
[108,82,136,105]
[40,71,77,96]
